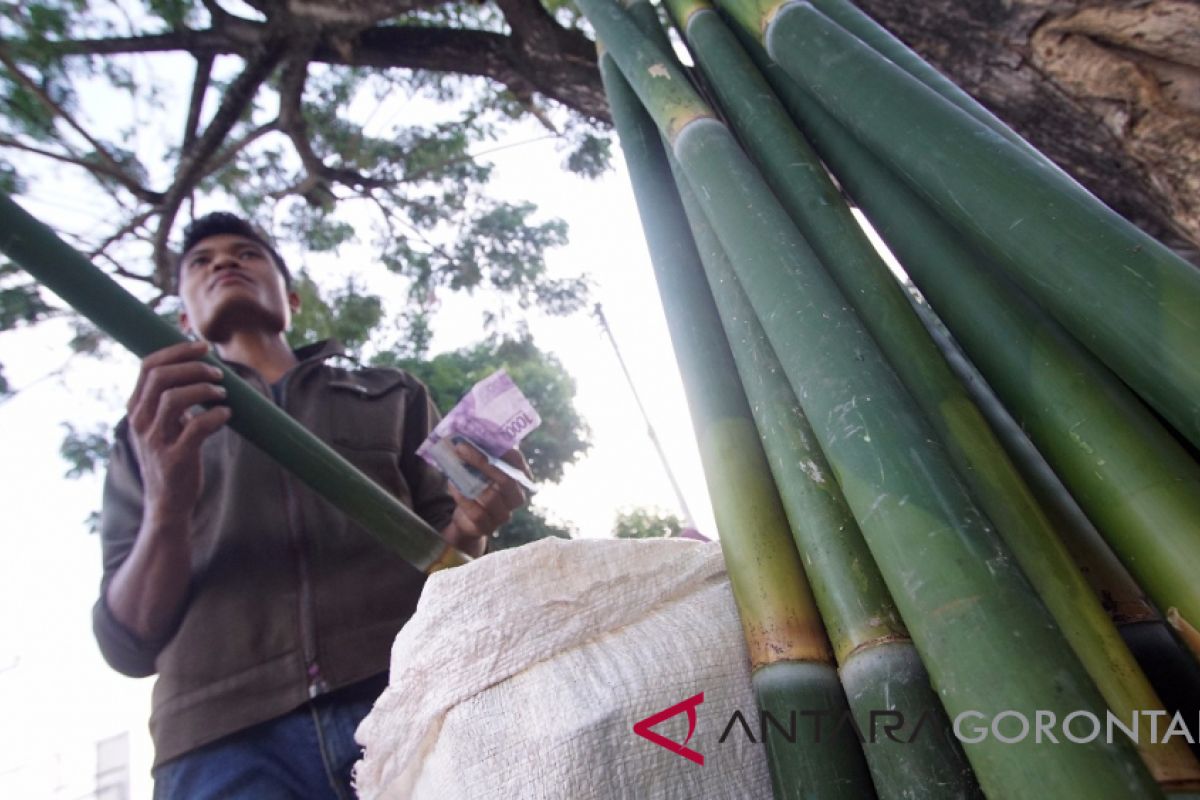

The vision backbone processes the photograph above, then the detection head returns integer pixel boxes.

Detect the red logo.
[633,692,705,765]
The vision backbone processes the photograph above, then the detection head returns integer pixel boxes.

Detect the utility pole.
[593,303,697,532]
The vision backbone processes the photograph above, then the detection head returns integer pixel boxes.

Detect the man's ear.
[288,290,301,314]
[180,309,192,336]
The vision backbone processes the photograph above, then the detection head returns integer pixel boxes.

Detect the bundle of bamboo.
[578,0,1200,797]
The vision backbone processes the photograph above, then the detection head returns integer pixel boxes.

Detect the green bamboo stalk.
[601,25,876,799]
[910,297,1200,740]
[576,1,1157,795]
[805,0,1038,158]
[663,3,1200,787]
[673,166,980,799]
[904,296,1160,629]
[717,0,1200,453]
[0,193,467,574]
[738,43,1200,672]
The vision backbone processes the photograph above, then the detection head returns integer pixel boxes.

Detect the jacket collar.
[294,338,347,365]
[220,338,349,388]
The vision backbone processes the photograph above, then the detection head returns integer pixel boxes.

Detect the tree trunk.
[855,0,1200,261]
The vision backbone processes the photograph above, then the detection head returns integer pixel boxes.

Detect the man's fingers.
[152,383,227,441]
[447,484,505,538]
[490,475,526,512]
[144,340,211,370]
[453,442,527,510]
[175,406,232,451]
[501,448,533,480]
[128,341,210,412]
[129,362,226,432]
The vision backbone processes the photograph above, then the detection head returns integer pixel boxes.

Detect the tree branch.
[89,209,156,262]
[278,54,397,198]
[0,49,162,202]
[199,118,281,182]
[93,250,159,287]
[181,53,215,157]
[152,43,286,283]
[17,28,251,59]
[493,0,594,63]
[23,20,609,123]
[0,135,165,202]
[318,25,610,123]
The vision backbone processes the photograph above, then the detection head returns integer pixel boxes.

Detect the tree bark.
[855,0,1200,259]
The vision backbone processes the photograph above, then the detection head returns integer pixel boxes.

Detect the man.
[92,212,529,798]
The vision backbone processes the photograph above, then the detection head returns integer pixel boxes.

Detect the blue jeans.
[152,693,377,800]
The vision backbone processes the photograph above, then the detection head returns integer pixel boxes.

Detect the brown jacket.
[92,340,456,766]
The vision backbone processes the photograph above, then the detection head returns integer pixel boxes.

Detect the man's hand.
[107,340,231,643]
[126,340,231,526]
[441,443,531,556]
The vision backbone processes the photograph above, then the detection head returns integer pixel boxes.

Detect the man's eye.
[239,250,261,259]
[189,257,208,268]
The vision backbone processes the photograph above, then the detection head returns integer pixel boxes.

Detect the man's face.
[178,233,299,343]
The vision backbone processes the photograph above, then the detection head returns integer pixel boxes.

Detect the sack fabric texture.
[353,537,770,799]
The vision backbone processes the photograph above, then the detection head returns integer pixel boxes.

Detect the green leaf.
[144,0,195,28]
[0,161,26,196]
[281,202,356,252]
[288,273,383,356]
[0,282,53,329]
[68,320,105,355]
[60,422,111,479]
[564,131,613,178]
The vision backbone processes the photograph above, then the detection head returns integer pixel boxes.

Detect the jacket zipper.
[274,366,327,700]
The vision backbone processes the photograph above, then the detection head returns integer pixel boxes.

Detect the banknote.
[418,369,541,499]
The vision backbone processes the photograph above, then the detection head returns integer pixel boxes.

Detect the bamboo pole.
[574,1,1157,796]
[717,0,1200,453]
[737,45,1200,670]
[0,193,468,574]
[664,2,1200,788]
[601,16,876,796]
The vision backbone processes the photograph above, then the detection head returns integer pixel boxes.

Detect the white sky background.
[0,39,718,799]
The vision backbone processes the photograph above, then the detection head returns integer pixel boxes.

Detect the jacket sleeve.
[91,420,171,678]
[400,380,458,534]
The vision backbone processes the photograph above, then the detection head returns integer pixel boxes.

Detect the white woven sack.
[354,537,770,800]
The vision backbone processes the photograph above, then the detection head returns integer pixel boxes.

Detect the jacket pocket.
[326,372,410,452]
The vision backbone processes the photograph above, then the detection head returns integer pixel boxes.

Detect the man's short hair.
[178,212,292,290]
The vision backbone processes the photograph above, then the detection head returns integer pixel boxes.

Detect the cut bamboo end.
[1166,607,1200,662]
[426,544,472,575]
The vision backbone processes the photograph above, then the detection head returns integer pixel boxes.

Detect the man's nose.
[212,251,241,271]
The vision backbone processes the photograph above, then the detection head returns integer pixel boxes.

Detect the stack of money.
[418,369,541,499]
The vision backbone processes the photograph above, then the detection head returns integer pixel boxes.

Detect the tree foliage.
[0,0,609,386]
[613,506,682,539]
[59,421,112,479]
